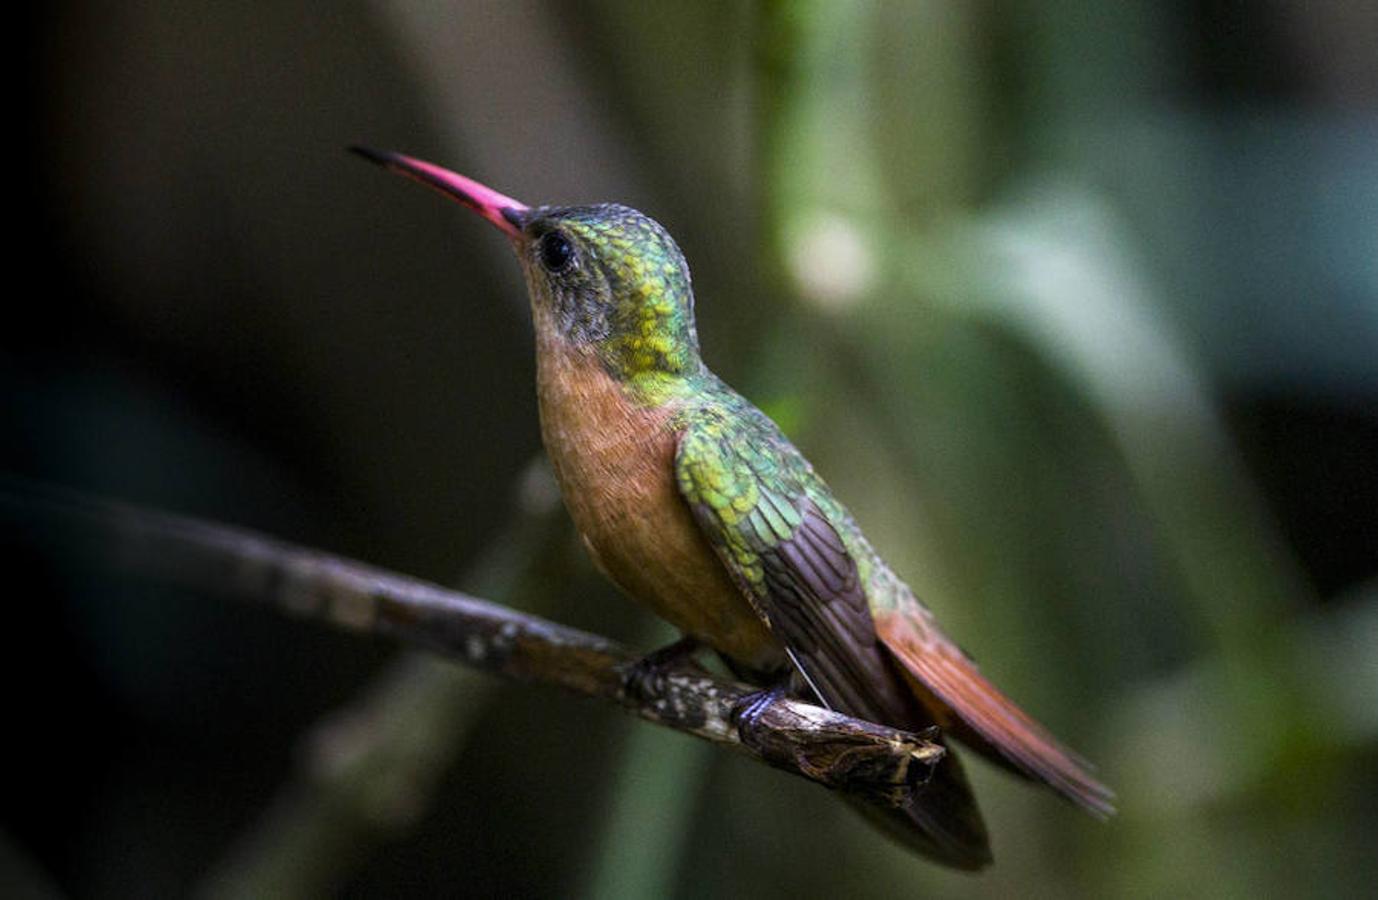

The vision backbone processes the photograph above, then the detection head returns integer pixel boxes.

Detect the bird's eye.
[538,231,574,273]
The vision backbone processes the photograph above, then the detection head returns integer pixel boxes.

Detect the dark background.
[5,2,1376,897]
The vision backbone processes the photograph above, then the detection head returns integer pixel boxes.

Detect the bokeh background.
[6,2,1377,897]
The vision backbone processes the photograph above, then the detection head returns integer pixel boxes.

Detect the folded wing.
[674,417,992,869]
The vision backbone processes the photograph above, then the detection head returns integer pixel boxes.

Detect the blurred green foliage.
[6,1,1376,897]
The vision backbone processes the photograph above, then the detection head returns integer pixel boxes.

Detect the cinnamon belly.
[535,342,782,671]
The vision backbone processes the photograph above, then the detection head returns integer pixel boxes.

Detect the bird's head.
[354,148,702,386]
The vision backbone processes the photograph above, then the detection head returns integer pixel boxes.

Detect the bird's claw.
[730,681,791,747]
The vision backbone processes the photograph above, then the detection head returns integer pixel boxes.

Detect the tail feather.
[876,606,1116,818]
[847,743,992,871]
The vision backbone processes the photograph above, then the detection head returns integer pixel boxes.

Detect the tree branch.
[1,478,943,810]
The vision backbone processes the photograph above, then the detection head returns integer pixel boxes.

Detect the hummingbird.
[352,147,1114,869]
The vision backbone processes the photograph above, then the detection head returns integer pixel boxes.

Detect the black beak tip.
[349,145,394,167]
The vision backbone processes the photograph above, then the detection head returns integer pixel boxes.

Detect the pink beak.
[351,146,528,238]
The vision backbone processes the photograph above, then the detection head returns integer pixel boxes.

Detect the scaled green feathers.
[517,205,702,397]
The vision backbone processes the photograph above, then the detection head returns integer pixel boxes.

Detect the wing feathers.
[674,418,997,867]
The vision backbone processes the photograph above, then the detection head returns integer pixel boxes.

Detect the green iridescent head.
[351,148,702,383]
[510,204,700,378]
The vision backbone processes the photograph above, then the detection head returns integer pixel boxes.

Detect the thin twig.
[1,478,944,810]
[198,463,568,899]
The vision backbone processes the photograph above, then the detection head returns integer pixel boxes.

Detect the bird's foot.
[730,680,793,747]
[623,636,703,704]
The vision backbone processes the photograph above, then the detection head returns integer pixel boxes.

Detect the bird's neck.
[598,282,702,386]
[536,326,704,413]
[599,342,704,408]
[533,287,706,408]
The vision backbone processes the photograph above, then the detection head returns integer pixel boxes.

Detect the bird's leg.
[622,635,704,703]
